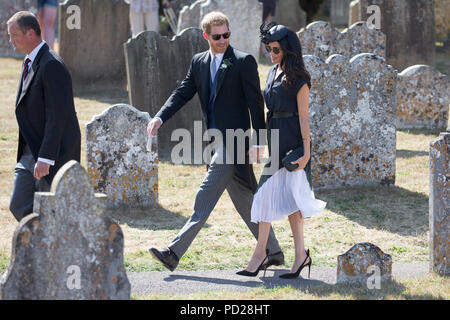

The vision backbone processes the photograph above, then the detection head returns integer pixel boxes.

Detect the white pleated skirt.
[251,167,327,223]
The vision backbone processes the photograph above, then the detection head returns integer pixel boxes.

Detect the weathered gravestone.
[429,132,449,275]
[124,28,208,158]
[298,21,385,62]
[58,0,130,92]
[330,0,352,26]
[0,161,130,300]
[337,242,392,284]
[396,65,449,130]
[359,0,435,71]
[177,0,262,61]
[272,0,307,32]
[0,0,37,58]
[170,0,197,17]
[304,53,397,188]
[86,104,158,209]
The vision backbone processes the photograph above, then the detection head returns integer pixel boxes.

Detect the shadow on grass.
[314,184,428,236]
[160,271,442,300]
[397,128,443,137]
[106,204,210,231]
[75,88,130,106]
[396,149,429,158]
[281,279,443,300]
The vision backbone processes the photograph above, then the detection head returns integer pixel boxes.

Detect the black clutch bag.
[282,145,304,172]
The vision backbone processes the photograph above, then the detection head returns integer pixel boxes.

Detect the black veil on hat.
[260,21,302,56]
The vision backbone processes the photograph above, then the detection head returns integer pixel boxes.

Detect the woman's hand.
[291,154,310,172]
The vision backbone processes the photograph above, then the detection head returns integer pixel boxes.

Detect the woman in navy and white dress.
[237,23,326,279]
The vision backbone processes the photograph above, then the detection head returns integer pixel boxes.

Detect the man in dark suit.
[7,11,81,222]
[147,11,284,271]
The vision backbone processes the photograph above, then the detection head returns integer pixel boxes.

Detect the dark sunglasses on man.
[265,45,281,55]
[211,31,231,41]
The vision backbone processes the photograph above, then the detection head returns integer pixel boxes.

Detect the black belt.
[267,111,298,119]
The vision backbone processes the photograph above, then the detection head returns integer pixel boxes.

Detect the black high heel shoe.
[279,249,312,279]
[236,255,269,277]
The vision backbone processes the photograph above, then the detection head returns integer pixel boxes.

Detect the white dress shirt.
[24,40,55,166]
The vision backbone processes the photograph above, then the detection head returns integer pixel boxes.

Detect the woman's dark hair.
[7,11,41,37]
[260,22,310,89]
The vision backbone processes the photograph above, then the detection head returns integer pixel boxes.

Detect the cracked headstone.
[305,53,397,188]
[396,65,449,130]
[429,132,450,275]
[86,104,158,209]
[0,161,130,300]
[337,242,392,285]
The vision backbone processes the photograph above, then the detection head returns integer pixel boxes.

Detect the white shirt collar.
[209,50,224,62]
[25,40,46,65]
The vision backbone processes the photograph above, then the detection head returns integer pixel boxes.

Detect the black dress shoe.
[149,247,179,271]
[265,250,285,267]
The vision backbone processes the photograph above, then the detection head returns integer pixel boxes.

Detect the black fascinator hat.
[260,21,289,44]
[260,21,302,56]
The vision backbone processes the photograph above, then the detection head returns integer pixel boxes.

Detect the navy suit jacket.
[156,45,266,193]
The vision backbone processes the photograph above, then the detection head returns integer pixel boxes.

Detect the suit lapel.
[16,43,48,108]
[213,45,233,100]
[199,51,211,112]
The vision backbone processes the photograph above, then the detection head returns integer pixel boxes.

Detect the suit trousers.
[168,147,282,259]
[9,145,50,222]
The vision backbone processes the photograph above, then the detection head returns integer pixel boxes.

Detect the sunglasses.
[211,31,231,41]
[265,45,281,55]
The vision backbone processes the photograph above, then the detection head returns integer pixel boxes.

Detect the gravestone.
[298,21,339,61]
[298,21,385,62]
[429,132,449,276]
[304,53,397,188]
[397,65,449,130]
[176,0,263,61]
[86,104,158,209]
[273,0,307,32]
[0,0,37,58]
[177,0,204,34]
[336,21,385,59]
[124,28,208,158]
[337,242,392,284]
[359,0,435,71]
[0,161,130,300]
[58,0,130,92]
[170,0,197,17]
[330,0,352,26]
[349,0,361,26]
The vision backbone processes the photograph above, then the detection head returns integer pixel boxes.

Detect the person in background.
[37,0,57,50]
[7,11,81,222]
[126,0,170,37]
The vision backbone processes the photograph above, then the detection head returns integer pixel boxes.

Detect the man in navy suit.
[147,12,284,271]
[7,11,81,222]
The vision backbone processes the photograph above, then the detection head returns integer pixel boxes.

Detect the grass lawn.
[0,57,448,300]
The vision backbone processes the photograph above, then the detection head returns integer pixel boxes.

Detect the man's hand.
[248,145,265,164]
[163,0,171,7]
[34,161,50,180]
[147,118,162,137]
